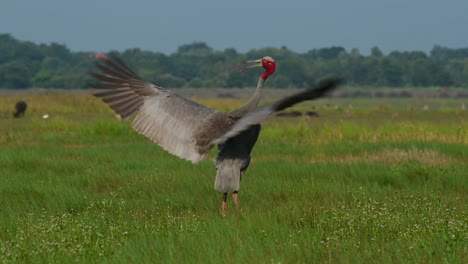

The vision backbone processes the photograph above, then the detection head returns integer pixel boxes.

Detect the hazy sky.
[1,0,467,55]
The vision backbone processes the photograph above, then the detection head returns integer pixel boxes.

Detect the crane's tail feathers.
[214,160,241,193]
[213,77,341,144]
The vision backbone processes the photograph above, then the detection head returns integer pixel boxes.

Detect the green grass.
[0,93,467,263]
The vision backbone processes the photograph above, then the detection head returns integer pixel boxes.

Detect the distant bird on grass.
[89,54,340,213]
[13,101,27,118]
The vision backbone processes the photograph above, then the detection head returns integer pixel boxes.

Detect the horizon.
[2,32,463,57]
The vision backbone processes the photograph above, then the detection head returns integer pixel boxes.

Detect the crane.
[214,57,273,213]
[88,54,340,213]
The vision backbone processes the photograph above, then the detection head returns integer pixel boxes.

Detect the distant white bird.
[42,114,49,119]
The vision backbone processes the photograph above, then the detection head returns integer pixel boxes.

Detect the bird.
[13,100,27,118]
[213,57,276,212]
[88,54,340,213]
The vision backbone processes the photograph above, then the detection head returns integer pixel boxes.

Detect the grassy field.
[0,91,467,263]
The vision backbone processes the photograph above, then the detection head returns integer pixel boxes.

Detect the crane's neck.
[230,77,265,117]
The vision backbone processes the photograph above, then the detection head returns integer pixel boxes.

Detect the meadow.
[0,91,467,263]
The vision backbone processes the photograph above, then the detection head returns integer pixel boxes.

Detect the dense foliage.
[1,33,468,89]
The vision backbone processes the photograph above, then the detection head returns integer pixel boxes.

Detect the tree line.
[1,33,467,89]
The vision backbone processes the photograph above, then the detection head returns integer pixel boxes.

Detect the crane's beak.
[240,59,263,72]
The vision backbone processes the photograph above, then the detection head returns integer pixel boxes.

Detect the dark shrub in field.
[13,100,27,118]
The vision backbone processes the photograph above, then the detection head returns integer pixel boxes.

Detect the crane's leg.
[232,191,239,209]
[222,193,228,214]
[222,171,245,214]
[231,171,244,211]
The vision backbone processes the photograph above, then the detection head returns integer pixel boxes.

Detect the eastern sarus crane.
[88,55,340,213]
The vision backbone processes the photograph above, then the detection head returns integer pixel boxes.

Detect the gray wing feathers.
[89,55,217,163]
[132,93,217,163]
[213,107,270,145]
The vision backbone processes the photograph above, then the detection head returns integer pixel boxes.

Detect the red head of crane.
[241,56,276,80]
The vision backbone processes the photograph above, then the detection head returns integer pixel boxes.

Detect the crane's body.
[214,124,260,193]
[89,54,340,214]
[215,124,261,212]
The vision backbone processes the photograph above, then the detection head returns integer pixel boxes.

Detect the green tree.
[2,33,468,89]
[0,61,32,88]
[371,47,383,57]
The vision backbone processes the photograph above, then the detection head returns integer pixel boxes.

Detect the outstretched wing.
[89,55,219,163]
[212,78,341,145]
